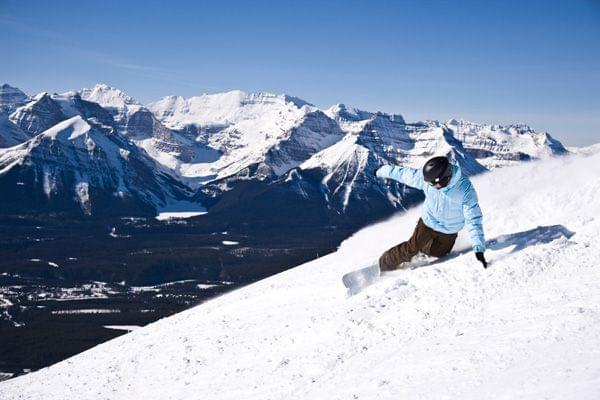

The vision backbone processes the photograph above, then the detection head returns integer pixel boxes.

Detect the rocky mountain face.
[0,85,30,147]
[0,115,192,216]
[445,119,568,168]
[8,91,113,139]
[9,93,66,137]
[81,84,219,186]
[0,84,28,115]
[0,115,29,148]
[0,83,570,222]
[147,90,327,184]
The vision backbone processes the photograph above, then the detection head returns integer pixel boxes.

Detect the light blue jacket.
[377,164,486,252]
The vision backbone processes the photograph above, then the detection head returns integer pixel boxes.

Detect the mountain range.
[0,83,568,223]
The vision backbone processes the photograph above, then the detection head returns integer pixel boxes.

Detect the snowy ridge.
[8,90,114,140]
[2,151,599,399]
[41,114,92,140]
[80,83,141,117]
[148,90,314,129]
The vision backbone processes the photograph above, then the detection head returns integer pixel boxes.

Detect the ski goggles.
[426,174,451,188]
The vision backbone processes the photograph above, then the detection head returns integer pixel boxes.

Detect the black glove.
[475,252,488,269]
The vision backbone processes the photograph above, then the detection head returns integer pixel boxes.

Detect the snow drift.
[1,151,599,399]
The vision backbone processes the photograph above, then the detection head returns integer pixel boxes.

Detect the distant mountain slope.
[81,84,221,187]
[9,92,67,137]
[8,91,114,139]
[0,84,28,115]
[445,118,568,168]
[147,90,336,183]
[2,151,598,400]
[0,116,192,216]
[0,115,29,148]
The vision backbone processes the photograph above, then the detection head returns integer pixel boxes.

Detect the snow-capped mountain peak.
[9,92,66,137]
[80,83,139,109]
[79,83,145,132]
[30,91,52,103]
[0,114,193,216]
[0,84,29,114]
[444,119,568,168]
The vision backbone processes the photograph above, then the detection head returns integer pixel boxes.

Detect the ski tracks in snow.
[298,230,597,399]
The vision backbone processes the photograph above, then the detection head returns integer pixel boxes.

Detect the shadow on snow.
[427,224,575,267]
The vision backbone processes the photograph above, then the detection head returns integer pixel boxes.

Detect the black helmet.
[423,156,452,187]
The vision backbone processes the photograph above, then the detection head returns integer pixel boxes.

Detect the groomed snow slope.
[2,152,600,399]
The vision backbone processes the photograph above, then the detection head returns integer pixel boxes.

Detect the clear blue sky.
[1,0,599,146]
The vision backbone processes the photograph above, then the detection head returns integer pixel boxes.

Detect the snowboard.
[342,264,381,295]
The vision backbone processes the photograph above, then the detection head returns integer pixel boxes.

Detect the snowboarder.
[375,156,488,270]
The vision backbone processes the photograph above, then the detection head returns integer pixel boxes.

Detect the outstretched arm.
[376,165,425,190]
[462,182,486,255]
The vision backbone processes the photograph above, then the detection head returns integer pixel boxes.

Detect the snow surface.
[42,115,91,140]
[1,152,600,399]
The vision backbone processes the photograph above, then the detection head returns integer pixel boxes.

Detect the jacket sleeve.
[462,182,486,252]
[376,165,425,190]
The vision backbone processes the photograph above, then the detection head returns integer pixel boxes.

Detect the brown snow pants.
[379,218,457,271]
